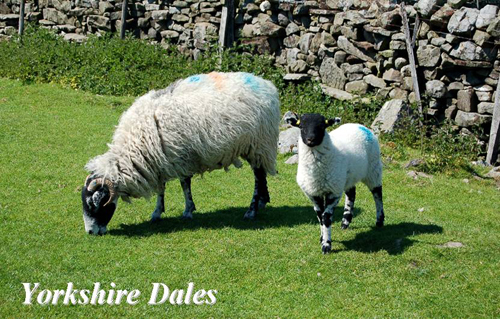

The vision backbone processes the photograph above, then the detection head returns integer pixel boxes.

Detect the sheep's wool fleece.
[297,123,382,197]
[86,72,280,199]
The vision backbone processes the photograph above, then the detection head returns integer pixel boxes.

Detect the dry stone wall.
[1,0,499,135]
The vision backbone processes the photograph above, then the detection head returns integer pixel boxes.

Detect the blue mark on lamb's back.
[242,73,260,91]
[358,125,374,142]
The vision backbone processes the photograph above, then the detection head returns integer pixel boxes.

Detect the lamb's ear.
[285,112,300,127]
[326,117,341,127]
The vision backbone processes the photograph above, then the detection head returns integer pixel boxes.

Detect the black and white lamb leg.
[151,184,165,222]
[321,194,340,254]
[244,167,268,220]
[341,187,356,229]
[309,196,325,244]
[371,186,385,227]
[180,176,196,219]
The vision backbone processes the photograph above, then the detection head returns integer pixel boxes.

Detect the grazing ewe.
[82,72,280,235]
[287,113,384,254]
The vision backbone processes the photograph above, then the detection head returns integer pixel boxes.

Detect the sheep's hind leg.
[243,167,268,220]
[180,176,196,219]
[151,184,165,222]
[371,186,385,227]
[341,187,356,229]
[321,194,341,254]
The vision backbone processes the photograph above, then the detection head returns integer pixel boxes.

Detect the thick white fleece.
[85,72,280,199]
[296,123,382,198]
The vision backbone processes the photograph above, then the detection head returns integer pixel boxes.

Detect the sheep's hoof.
[181,211,193,219]
[243,210,256,220]
[258,200,267,210]
[150,213,162,223]
[321,243,332,254]
[341,222,350,230]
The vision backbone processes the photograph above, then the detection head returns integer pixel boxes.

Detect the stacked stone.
[1,0,499,136]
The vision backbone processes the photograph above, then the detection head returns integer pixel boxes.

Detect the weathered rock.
[98,1,113,14]
[278,13,289,26]
[476,5,498,29]
[426,80,447,98]
[152,10,169,20]
[415,0,444,17]
[417,45,441,67]
[447,7,479,35]
[473,30,491,46]
[455,110,491,127]
[255,21,284,37]
[285,22,299,36]
[320,84,354,100]
[87,15,111,31]
[283,73,312,81]
[395,57,408,70]
[345,80,368,94]
[478,102,494,114]
[389,88,408,100]
[364,74,387,88]
[371,99,411,134]
[457,88,478,112]
[380,9,401,30]
[447,0,467,9]
[63,33,87,42]
[337,36,375,62]
[299,33,314,54]
[310,31,335,53]
[260,1,271,12]
[290,60,309,73]
[278,127,300,154]
[487,17,500,37]
[450,41,496,61]
[285,154,299,164]
[319,58,347,90]
[430,4,454,28]
[283,34,300,48]
[445,105,458,119]
[383,69,402,82]
[161,30,180,39]
[334,51,347,64]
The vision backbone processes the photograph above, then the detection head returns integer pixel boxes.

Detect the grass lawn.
[0,77,499,317]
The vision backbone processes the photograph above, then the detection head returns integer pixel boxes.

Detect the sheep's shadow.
[334,222,443,255]
[108,205,356,237]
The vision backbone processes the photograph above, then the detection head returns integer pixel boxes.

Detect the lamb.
[82,72,280,235]
[287,113,384,254]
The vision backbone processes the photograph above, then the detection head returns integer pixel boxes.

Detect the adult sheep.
[82,72,280,235]
[287,113,384,254]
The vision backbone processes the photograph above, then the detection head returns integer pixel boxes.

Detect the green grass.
[0,78,499,317]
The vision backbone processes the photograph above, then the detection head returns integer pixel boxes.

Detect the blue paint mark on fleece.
[187,75,202,83]
[358,125,374,142]
[242,73,260,91]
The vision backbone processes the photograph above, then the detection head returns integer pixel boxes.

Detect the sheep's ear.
[287,117,300,127]
[326,117,341,127]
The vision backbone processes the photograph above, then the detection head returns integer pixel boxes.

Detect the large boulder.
[371,99,411,134]
[476,5,498,29]
[319,58,347,90]
[447,7,479,35]
[278,127,300,154]
[454,110,491,127]
[426,80,447,98]
[417,45,441,67]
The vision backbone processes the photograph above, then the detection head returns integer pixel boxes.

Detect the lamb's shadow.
[335,222,443,255]
[109,205,327,237]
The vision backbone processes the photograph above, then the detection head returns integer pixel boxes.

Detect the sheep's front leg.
[308,196,325,244]
[244,167,269,220]
[321,194,341,254]
[151,184,166,222]
[371,186,385,227]
[180,176,196,219]
[341,187,356,229]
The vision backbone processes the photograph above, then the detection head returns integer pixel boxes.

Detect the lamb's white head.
[287,113,341,147]
[81,175,118,235]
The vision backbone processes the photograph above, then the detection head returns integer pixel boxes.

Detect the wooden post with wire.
[486,81,500,165]
[400,2,422,116]
[18,0,25,36]
[120,0,127,40]
[219,0,235,48]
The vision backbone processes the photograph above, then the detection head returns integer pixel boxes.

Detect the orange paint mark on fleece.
[208,72,225,90]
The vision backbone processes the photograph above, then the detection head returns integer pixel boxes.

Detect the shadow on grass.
[335,222,443,255]
[109,205,363,237]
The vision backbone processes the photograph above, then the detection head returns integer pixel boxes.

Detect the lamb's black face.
[297,113,329,147]
[81,177,117,235]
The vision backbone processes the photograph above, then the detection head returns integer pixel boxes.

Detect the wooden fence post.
[400,2,422,116]
[219,0,234,48]
[18,0,25,36]
[120,0,127,40]
[486,81,500,165]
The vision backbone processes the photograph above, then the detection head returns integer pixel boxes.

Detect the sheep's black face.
[287,113,341,147]
[297,113,329,147]
[81,177,117,235]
